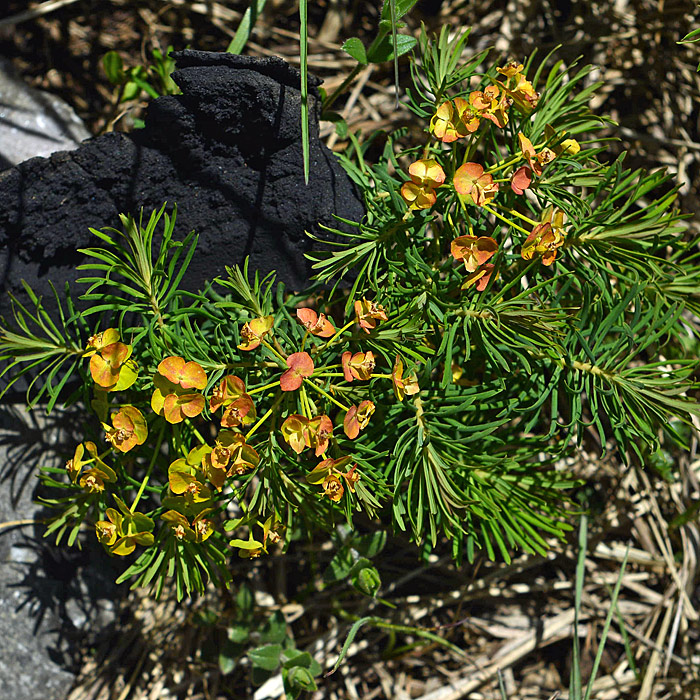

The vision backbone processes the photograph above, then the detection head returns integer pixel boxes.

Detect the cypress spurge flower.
[469,85,510,128]
[151,356,207,424]
[66,443,90,484]
[95,496,154,556]
[161,509,213,543]
[85,328,138,392]
[72,440,117,491]
[281,414,309,454]
[104,405,148,453]
[344,400,375,439]
[238,315,274,351]
[226,434,260,476]
[401,158,446,210]
[203,430,260,483]
[306,455,359,502]
[497,61,539,113]
[454,163,499,206]
[296,308,335,337]
[451,235,498,273]
[342,350,376,381]
[518,133,556,177]
[522,206,566,266]
[430,98,473,142]
[79,455,117,493]
[280,351,314,391]
[391,356,420,401]
[354,297,388,333]
[221,394,256,428]
[209,374,247,413]
[281,413,333,456]
[168,449,213,504]
[306,415,333,456]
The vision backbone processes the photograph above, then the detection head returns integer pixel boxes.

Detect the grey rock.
[0,405,120,700]
[0,57,90,169]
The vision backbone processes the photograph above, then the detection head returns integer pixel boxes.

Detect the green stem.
[323,63,363,113]
[482,203,530,235]
[131,424,164,511]
[305,380,351,412]
[494,205,538,227]
[316,320,355,353]
[261,338,288,365]
[248,379,281,396]
[246,406,274,441]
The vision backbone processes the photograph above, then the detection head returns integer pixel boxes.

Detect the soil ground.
[1,1,700,699]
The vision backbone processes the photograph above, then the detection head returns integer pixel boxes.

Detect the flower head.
[306,455,356,502]
[168,453,212,504]
[280,351,314,391]
[344,400,375,439]
[238,316,274,351]
[296,308,335,337]
[95,496,154,556]
[391,356,420,402]
[86,329,138,392]
[453,162,499,206]
[161,509,213,543]
[220,394,256,428]
[354,298,388,334]
[429,98,473,142]
[104,405,148,453]
[497,63,539,113]
[281,414,309,454]
[342,350,375,381]
[518,134,556,177]
[450,235,498,273]
[521,206,566,266]
[469,84,510,128]
[306,414,334,457]
[400,159,446,211]
[151,356,207,424]
[209,374,247,413]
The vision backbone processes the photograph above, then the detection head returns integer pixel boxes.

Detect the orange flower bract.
[453,162,499,206]
[296,308,335,337]
[280,352,314,391]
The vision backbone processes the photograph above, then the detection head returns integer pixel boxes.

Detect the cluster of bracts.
[66,299,418,558]
[401,61,580,290]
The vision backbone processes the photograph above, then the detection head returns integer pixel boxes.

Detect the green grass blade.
[227,0,267,54]
[299,0,309,184]
[583,546,630,700]
[570,513,587,700]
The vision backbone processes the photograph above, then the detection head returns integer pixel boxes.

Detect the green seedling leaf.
[353,563,381,597]
[342,37,368,65]
[227,623,250,643]
[380,0,419,21]
[353,530,388,558]
[236,583,254,615]
[285,665,317,693]
[325,617,372,676]
[323,546,355,583]
[121,80,140,102]
[249,643,282,671]
[103,51,126,85]
[367,34,417,64]
[261,611,287,644]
